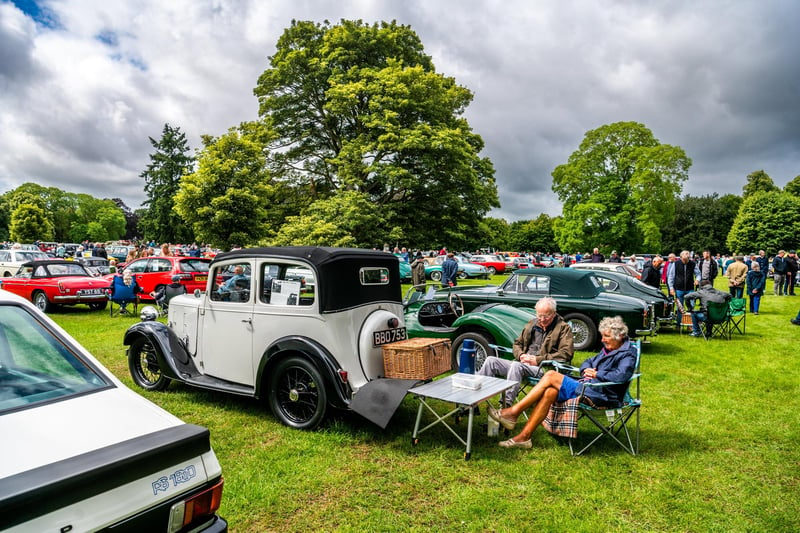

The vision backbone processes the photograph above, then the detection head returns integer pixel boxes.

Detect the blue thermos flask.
[458,338,477,374]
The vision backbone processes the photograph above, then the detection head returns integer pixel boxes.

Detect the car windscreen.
[179,259,210,272]
[0,305,109,413]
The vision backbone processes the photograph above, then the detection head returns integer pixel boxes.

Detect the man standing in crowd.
[756,250,769,273]
[640,256,664,290]
[591,247,605,263]
[698,250,718,284]
[608,250,622,263]
[784,251,798,296]
[668,250,699,324]
[725,255,748,298]
[662,253,677,286]
[441,252,458,287]
[773,250,787,295]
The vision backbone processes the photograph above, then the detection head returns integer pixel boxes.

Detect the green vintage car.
[413,268,655,351]
[403,287,536,370]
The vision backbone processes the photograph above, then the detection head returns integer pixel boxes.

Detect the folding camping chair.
[542,339,642,456]
[728,298,746,335]
[700,300,731,340]
[108,275,140,317]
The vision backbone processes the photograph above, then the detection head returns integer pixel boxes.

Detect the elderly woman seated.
[488,315,638,449]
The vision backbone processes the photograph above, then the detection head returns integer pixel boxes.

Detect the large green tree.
[508,214,558,253]
[783,175,800,197]
[727,191,800,253]
[175,127,285,250]
[551,122,691,254]
[742,170,779,198]
[661,194,741,255]
[9,203,54,242]
[139,124,195,243]
[253,19,498,249]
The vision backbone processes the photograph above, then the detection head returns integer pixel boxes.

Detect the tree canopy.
[742,170,779,198]
[252,19,498,249]
[727,191,800,253]
[551,121,691,254]
[175,127,286,250]
[661,194,741,255]
[139,124,195,243]
[1,183,126,243]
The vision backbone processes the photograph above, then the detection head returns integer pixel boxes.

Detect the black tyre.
[451,331,494,372]
[564,313,597,351]
[430,270,442,282]
[128,337,171,391]
[487,266,497,275]
[457,271,468,280]
[89,301,108,311]
[268,356,327,430]
[33,291,54,313]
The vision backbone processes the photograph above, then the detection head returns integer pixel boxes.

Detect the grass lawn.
[50,276,799,532]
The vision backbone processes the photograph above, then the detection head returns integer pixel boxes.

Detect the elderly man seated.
[477,297,574,406]
[683,279,732,337]
[488,316,637,449]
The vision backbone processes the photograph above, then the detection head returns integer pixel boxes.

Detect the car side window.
[125,260,147,274]
[210,263,251,303]
[0,251,9,261]
[149,258,171,273]
[260,263,314,306]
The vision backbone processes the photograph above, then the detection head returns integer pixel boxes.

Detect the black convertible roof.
[212,247,402,312]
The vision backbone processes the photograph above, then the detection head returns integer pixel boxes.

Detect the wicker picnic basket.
[382,338,451,380]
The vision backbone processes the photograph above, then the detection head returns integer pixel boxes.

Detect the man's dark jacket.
[640,261,662,289]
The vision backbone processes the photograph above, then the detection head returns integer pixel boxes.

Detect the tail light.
[168,477,224,533]
[337,369,349,384]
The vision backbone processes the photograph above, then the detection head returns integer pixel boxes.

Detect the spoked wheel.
[564,313,597,351]
[268,356,327,430]
[33,291,54,313]
[128,337,171,391]
[450,331,493,372]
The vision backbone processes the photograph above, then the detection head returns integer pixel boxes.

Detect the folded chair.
[728,298,746,335]
[700,300,731,340]
[542,339,642,456]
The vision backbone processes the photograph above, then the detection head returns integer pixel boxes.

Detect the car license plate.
[373,327,407,346]
[78,289,105,295]
[195,275,207,282]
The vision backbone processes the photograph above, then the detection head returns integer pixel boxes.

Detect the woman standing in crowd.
[745,261,766,315]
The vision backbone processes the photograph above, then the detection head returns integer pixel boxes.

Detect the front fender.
[256,335,351,408]
[123,321,194,381]
[452,304,535,347]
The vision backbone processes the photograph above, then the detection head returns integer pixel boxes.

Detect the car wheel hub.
[288,388,300,402]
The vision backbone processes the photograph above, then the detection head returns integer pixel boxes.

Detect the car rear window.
[179,259,210,272]
[0,305,108,413]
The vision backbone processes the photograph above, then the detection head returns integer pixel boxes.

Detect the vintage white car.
[0,290,226,532]
[124,247,413,430]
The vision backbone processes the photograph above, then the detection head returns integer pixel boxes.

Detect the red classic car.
[468,254,507,275]
[0,260,109,312]
[114,256,211,300]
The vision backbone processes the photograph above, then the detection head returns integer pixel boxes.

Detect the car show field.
[36,272,800,532]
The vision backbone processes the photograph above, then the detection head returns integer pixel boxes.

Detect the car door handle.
[241,318,252,325]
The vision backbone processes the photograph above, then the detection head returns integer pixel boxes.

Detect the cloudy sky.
[1,0,798,221]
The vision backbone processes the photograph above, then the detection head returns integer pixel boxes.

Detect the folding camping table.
[409,374,517,460]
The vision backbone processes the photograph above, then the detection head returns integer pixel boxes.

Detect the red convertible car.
[0,260,109,312]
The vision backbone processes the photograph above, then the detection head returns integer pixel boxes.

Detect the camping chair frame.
[728,297,746,335]
[541,339,642,456]
[109,293,139,317]
[700,300,731,340]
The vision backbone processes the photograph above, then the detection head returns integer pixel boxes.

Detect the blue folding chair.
[108,275,140,317]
